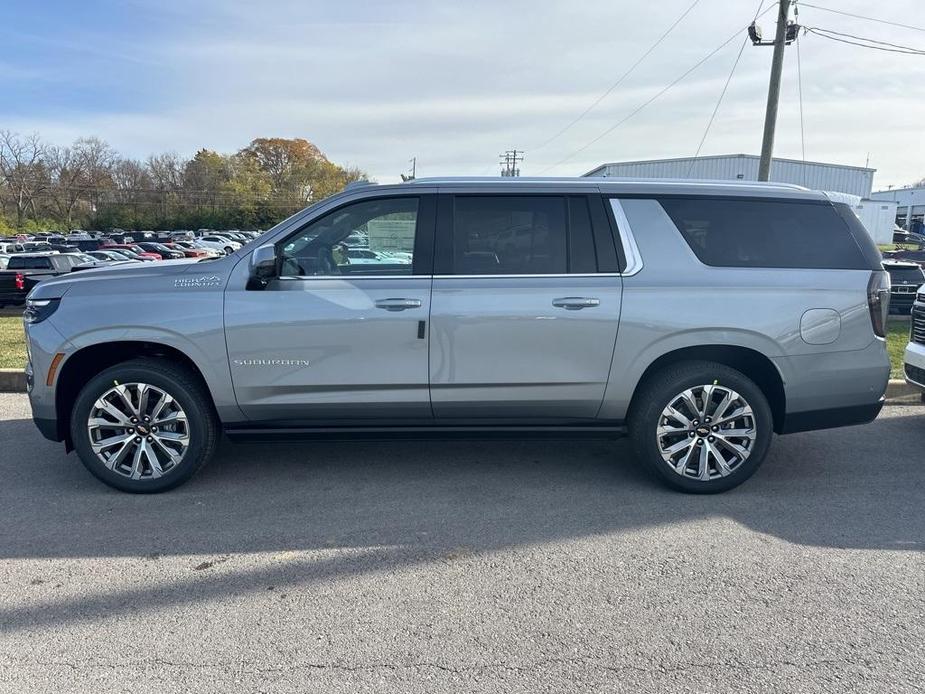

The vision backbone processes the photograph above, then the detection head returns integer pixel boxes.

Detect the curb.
[885,378,923,404]
[0,369,27,393]
[0,369,921,405]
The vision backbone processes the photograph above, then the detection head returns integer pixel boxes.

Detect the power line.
[538,3,777,174]
[688,0,763,174]
[688,36,749,172]
[532,0,703,152]
[798,2,925,34]
[805,26,925,55]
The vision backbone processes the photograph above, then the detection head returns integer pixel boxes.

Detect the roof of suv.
[395,176,825,200]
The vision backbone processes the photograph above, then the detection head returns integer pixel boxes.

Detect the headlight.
[23,298,61,324]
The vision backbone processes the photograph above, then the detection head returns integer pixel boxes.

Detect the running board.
[224,424,627,442]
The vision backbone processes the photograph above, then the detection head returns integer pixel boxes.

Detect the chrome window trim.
[433,273,621,280]
[275,273,622,281]
[609,198,644,276]
[277,275,418,281]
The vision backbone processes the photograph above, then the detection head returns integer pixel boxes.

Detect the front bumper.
[23,317,73,442]
[905,339,925,391]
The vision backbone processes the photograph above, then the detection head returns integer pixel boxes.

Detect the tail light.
[867,270,890,338]
[14,273,24,291]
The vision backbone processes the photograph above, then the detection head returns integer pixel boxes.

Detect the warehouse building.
[869,186,925,233]
[583,153,875,198]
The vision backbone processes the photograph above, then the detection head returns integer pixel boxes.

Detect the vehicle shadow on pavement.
[0,409,922,633]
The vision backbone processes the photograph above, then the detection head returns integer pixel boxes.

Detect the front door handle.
[552,297,600,310]
[375,298,423,311]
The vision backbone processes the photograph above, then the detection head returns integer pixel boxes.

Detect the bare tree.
[0,130,47,225]
[46,145,84,226]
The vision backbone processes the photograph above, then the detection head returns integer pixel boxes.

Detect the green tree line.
[0,131,367,232]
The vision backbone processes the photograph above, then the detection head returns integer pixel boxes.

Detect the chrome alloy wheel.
[87,382,190,480]
[656,384,757,481]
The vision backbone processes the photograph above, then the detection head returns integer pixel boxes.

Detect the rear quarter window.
[659,197,873,270]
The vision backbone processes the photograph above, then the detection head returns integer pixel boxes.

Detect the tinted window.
[568,197,597,274]
[280,197,418,276]
[8,256,52,270]
[659,198,870,270]
[887,266,925,283]
[452,196,567,275]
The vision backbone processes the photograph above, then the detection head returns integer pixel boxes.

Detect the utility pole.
[499,149,524,177]
[757,0,793,181]
[401,157,416,182]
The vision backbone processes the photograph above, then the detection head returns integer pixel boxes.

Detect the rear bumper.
[773,339,890,435]
[0,291,26,305]
[779,399,884,434]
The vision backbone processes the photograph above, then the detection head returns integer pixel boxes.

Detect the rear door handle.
[552,297,600,310]
[375,298,423,311]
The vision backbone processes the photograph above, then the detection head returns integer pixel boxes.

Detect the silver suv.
[23,178,891,494]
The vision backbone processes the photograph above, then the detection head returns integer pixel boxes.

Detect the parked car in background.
[88,250,141,264]
[101,243,162,261]
[197,235,241,254]
[21,242,55,254]
[160,242,212,259]
[69,253,140,272]
[0,253,87,306]
[179,241,222,258]
[0,254,9,270]
[103,248,155,263]
[22,178,890,494]
[136,242,185,260]
[905,289,925,400]
[894,230,925,245]
[883,260,925,314]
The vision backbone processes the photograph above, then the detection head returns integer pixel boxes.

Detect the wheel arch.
[628,344,786,433]
[55,341,217,448]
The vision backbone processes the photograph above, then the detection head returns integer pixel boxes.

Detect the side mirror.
[248,244,277,289]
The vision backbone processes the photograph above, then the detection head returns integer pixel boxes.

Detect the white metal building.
[869,186,925,232]
[583,154,875,198]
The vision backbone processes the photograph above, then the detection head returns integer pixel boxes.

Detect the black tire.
[70,358,219,493]
[628,361,773,494]
[224,246,234,254]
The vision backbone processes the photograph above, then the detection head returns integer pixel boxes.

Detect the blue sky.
[2,0,923,187]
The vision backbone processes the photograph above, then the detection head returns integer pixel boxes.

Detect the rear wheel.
[224,246,234,254]
[629,361,773,493]
[70,358,218,493]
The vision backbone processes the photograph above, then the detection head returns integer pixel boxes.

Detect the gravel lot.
[0,392,923,693]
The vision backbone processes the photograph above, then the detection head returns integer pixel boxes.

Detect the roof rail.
[344,180,377,190]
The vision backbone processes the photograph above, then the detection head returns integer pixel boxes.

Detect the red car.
[161,242,210,259]
[101,243,162,261]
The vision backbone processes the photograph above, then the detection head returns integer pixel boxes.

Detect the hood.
[28,257,222,300]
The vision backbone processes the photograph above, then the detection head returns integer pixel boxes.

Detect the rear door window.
[450,196,567,275]
[658,197,872,270]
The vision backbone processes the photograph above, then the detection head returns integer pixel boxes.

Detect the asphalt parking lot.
[0,393,923,693]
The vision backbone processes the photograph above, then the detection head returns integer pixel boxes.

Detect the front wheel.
[224,246,234,254]
[628,361,773,493]
[70,358,219,493]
